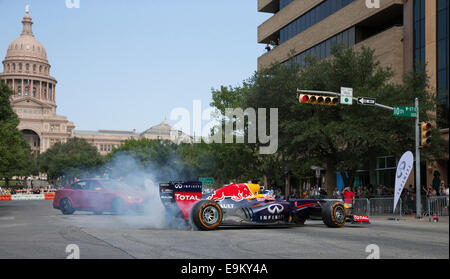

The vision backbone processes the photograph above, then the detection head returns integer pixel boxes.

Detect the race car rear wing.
[159,181,202,220]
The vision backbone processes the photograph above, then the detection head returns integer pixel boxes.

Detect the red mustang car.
[53,178,145,215]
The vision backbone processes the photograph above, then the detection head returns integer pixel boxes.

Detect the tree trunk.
[285,173,291,197]
[324,162,336,197]
[263,174,268,189]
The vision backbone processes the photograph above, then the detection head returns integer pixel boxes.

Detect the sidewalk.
[370,215,449,223]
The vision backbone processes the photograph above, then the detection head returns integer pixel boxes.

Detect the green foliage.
[37,137,105,184]
[209,46,448,189]
[0,81,36,181]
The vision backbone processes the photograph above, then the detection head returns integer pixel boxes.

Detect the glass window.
[278,0,355,44]
[310,8,317,26]
[71,181,88,190]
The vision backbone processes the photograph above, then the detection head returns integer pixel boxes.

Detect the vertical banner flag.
[394,151,414,213]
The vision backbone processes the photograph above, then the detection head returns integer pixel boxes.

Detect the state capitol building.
[0,11,191,157]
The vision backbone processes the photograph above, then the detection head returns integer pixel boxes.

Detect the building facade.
[257,0,448,189]
[0,11,191,158]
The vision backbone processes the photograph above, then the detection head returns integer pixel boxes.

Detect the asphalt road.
[0,200,448,259]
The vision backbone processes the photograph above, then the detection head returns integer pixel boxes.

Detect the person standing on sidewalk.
[343,187,355,208]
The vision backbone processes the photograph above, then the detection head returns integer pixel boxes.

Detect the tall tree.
[37,137,105,185]
[210,46,448,194]
[0,81,36,187]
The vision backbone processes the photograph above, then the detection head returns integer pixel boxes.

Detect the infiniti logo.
[268,204,284,214]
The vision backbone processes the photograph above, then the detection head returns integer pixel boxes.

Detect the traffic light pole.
[298,89,394,111]
[414,98,422,217]
[298,89,422,217]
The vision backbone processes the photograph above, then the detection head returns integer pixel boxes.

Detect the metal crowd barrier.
[351,198,370,215]
[426,196,449,217]
[351,196,449,219]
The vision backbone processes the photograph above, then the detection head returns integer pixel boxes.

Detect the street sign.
[199,177,214,185]
[393,106,417,118]
[340,87,353,105]
[357,97,376,105]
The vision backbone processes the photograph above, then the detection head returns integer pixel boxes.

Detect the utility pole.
[414,98,422,217]
[298,89,422,216]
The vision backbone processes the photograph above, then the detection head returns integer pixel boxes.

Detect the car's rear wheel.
[322,201,346,228]
[60,198,75,215]
[111,198,126,215]
[191,201,223,230]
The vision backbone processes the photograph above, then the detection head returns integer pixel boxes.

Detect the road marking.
[0,216,15,220]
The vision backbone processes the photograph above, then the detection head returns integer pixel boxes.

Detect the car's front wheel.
[60,198,75,215]
[321,201,346,228]
[191,201,223,230]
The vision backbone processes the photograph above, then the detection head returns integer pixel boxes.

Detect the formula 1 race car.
[159,181,370,230]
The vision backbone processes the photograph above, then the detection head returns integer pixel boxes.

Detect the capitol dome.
[1,10,57,108]
[4,12,48,64]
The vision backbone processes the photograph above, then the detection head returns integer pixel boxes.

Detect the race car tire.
[60,198,75,215]
[111,198,126,215]
[191,200,223,231]
[321,201,346,228]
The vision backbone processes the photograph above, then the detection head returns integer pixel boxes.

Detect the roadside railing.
[426,196,449,218]
[351,198,370,215]
[368,197,402,218]
[351,196,449,219]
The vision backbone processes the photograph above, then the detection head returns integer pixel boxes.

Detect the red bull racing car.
[159,181,370,230]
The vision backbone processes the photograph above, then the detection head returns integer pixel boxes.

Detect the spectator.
[320,187,328,198]
[265,44,271,52]
[376,185,383,196]
[343,187,355,208]
[439,181,445,196]
[332,189,338,199]
[302,189,309,199]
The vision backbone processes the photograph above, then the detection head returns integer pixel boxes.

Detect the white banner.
[394,151,414,213]
[11,194,45,200]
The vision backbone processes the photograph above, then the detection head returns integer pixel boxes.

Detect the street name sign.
[199,177,214,185]
[393,106,417,118]
[357,97,376,105]
[340,87,353,105]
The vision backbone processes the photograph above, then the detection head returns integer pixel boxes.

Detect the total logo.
[174,194,200,201]
[268,204,284,214]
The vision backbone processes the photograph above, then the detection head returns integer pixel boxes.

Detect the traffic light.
[420,122,432,147]
[298,94,338,106]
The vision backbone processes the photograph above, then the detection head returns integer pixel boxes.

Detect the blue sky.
[0,0,271,133]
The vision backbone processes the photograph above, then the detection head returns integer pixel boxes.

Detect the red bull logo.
[207,183,255,201]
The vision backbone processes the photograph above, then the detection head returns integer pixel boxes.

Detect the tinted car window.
[71,181,88,190]
[88,180,104,191]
